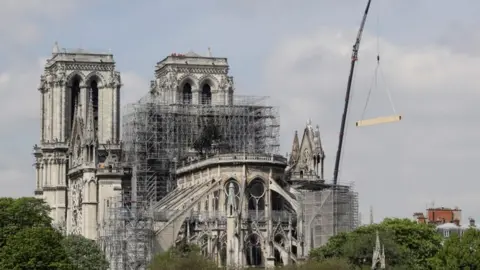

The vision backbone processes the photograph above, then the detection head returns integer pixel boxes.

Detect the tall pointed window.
[201,84,212,105]
[183,83,192,104]
[90,80,99,133]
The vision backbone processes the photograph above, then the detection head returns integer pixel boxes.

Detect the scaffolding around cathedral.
[122,93,281,203]
[297,181,358,254]
[100,193,154,270]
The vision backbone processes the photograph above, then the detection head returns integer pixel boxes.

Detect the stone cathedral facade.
[33,44,358,268]
[33,43,126,239]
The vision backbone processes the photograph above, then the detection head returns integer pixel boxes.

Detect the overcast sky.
[0,0,479,224]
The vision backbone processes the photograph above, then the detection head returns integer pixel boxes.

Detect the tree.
[310,218,441,269]
[149,243,218,270]
[0,197,52,248]
[62,234,109,270]
[380,218,442,269]
[193,120,222,155]
[431,228,480,269]
[0,227,72,270]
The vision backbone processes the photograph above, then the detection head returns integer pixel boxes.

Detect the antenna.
[208,47,212,57]
[370,205,374,224]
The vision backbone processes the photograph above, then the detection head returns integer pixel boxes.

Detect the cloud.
[0,58,46,124]
[121,71,150,106]
[263,27,480,222]
[0,1,82,199]
[0,0,78,47]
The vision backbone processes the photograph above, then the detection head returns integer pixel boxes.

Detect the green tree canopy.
[0,197,109,270]
[0,197,51,248]
[310,218,442,269]
[62,234,109,270]
[431,228,480,269]
[0,227,72,270]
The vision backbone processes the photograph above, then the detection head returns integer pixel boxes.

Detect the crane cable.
[360,5,397,121]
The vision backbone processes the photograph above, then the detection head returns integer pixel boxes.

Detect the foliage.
[149,242,355,270]
[193,120,222,155]
[0,197,109,270]
[295,257,352,270]
[430,228,480,269]
[0,227,72,270]
[0,197,52,248]
[62,234,109,270]
[310,218,441,269]
[149,243,218,270]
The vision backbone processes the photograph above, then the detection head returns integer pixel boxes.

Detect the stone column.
[35,164,40,189]
[192,89,200,105]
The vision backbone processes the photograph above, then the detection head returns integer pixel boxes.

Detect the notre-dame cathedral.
[33,43,358,269]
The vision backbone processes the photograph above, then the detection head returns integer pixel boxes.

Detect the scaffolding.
[300,181,358,256]
[122,93,280,203]
[99,90,281,269]
[100,194,154,270]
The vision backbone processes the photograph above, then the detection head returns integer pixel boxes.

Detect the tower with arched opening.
[150,51,233,106]
[33,43,128,240]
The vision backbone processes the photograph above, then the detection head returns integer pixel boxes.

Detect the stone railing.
[288,171,322,181]
[176,153,287,175]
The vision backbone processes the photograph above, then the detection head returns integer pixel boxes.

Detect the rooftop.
[155,50,228,72]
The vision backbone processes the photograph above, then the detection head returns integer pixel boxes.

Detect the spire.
[313,124,325,158]
[380,245,386,268]
[372,230,385,269]
[289,130,300,165]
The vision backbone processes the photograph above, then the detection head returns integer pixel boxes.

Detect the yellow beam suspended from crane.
[355,115,402,127]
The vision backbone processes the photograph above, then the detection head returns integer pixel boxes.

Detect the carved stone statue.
[46,72,54,85]
[56,65,66,85]
[220,76,233,91]
[38,75,46,90]
[149,80,156,94]
[166,72,177,90]
[109,70,121,88]
[71,181,84,235]
[226,76,234,90]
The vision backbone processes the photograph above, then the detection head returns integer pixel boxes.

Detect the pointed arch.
[198,75,219,90]
[84,71,106,88]
[219,174,239,183]
[84,72,103,137]
[66,71,85,86]
[88,179,96,202]
[178,75,198,90]
[247,174,267,185]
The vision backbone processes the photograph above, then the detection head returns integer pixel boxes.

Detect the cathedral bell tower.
[34,43,124,239]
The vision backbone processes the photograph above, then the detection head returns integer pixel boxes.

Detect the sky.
[0,0,479,224]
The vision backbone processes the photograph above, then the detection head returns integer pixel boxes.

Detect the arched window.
[183,83,192,104]
[201,84,212,105]
[70,78,81,130]
[90,80,99,133]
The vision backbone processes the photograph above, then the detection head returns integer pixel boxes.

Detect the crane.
[333,0,372,186]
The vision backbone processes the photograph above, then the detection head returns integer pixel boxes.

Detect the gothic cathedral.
[33,43,125,240]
